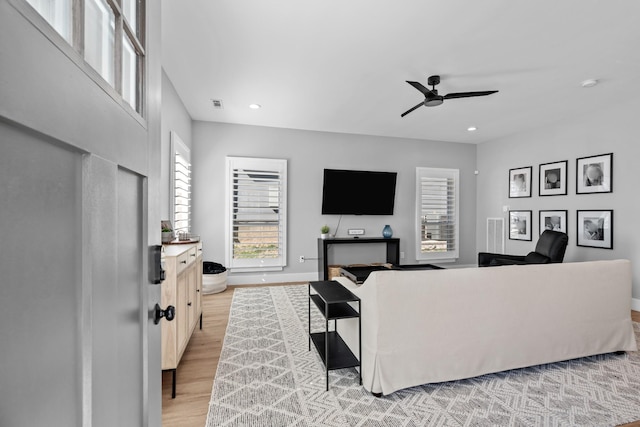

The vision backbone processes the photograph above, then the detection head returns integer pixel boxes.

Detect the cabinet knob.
[153,304,175,324]
[187,302,192,306]
[181,260,187,264]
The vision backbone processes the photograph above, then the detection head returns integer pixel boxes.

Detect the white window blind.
[416,167,459,261]
[226,157,287,272]
[171,132,191,235]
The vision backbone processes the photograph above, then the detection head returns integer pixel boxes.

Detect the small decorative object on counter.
[382,224,393,238]
[161,220,174,243]
[321,225,330,239]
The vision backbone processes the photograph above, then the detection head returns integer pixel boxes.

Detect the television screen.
[321,169,397,215]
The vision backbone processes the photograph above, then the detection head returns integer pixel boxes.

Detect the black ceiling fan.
[401,75,498,117]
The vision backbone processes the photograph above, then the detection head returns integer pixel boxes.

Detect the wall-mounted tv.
[321,169,397,215]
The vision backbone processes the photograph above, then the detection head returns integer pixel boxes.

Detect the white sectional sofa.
[335,260,638,396]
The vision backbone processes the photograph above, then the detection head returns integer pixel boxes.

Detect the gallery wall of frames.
[507,153,613,249]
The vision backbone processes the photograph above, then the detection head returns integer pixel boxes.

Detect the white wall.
[191,121,477,284]
[476,98,640,307]
[160,69,193,221]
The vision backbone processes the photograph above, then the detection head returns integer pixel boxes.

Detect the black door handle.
[154,304,175,324]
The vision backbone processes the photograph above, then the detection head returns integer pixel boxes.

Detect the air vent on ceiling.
[211,99,224,109]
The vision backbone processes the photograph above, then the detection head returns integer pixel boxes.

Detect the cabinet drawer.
[176,251,190,274]
[187,247,198,263]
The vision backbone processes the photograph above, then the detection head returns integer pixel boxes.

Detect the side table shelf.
[308,280,361,391]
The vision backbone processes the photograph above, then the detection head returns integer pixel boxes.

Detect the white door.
[0,122,156,425]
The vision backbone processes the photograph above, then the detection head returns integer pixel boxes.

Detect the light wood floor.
[162,285,640,427]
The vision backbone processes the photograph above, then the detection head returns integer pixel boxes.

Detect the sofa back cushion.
[534,230,568,262]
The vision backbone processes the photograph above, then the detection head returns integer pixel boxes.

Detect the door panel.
[88,160,147,427]
[116,168,144,426]
[1,122,152,427]
[0,122,82,426]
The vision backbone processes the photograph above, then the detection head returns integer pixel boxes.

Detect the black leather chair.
[478,230,568,267]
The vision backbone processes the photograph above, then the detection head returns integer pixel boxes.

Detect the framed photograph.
[509,166,532,198]
[577,210,613,249]
[509,210,532,241]
[539,210,568,235]
[539,160,567,196]
[576,153,612,194]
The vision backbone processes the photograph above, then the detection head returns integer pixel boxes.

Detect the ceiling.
[161,0,640,144]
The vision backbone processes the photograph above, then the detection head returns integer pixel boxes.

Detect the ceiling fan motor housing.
[427,75,441,86]
[424,88,443,106]
[424,97,444,107]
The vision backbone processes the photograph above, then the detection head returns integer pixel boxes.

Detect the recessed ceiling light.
[467,126,477,132]
[581,79,598,88]
[249,104,262,109]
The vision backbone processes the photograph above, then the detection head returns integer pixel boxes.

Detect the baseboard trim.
[632,298,640,312]
[227,271,318,286]
[442,263,477,269]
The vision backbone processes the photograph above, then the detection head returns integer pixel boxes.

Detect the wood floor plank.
[162,284,640,427]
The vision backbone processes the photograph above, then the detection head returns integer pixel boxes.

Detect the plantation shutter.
[171,131,191,235]
[416,167,459,261]
[226,157,287,271]
[174,151,191,234]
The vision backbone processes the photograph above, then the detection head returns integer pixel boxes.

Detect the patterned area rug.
[206,285,640,426]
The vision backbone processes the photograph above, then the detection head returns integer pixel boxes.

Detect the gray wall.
[161,69,193,221]
[191,121,477,283]
[476,98,640,306]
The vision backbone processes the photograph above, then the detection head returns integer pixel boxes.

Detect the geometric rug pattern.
[206,284,640,426]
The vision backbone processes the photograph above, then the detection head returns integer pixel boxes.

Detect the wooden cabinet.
[161,242,203,398]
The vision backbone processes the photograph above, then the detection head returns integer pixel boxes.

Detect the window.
[416,167,459,261]
[23,0,145,114]
[170,132,191,236]
[84,0,115,86]
[226,157,287,272]
[26,0,71,41]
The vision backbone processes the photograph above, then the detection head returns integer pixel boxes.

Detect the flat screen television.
[321,169,397,215]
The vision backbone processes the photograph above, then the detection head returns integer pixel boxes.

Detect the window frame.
[15,0,146,119]
[225,157,288,273]
[415,167,460,262]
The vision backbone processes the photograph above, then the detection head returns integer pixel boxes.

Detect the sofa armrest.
[478,252,526,267]
[524,252,551,264]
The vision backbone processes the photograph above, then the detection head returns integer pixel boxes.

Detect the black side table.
[308,280,361,391]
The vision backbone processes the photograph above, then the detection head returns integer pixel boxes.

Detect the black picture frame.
[576,153,613,194]
[577,210,613,249]
[508,166,532,198]
[539,210,568,235]
[539,160,567,196]
[509,210,532,241]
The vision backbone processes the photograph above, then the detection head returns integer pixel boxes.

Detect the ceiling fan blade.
[443,90,498,99]
[401,101,425,117]
[406,81,434,96]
